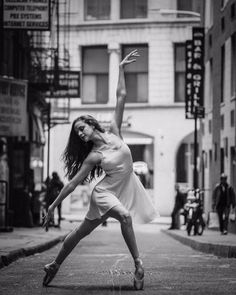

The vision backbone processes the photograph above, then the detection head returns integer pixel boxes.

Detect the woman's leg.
[55,216,107,265]
[106,205,144,290]
[106,204,139,260]
[43,216,107,286]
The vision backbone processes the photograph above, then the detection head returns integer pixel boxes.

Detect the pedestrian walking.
[168,183,187,230]
[212,173,236,235]
[42,49,158,290]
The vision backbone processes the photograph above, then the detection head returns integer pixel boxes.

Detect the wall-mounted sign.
[45,70,80,98]
[0,77,28,137]
[3,0,50,30]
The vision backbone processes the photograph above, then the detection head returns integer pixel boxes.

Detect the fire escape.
[27,0,72,179]
[28,0,71,127]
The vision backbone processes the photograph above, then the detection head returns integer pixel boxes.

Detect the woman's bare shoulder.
[85,150,103,165]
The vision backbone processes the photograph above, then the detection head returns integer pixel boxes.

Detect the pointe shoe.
[43,261,60,286]
[133,258,144,290]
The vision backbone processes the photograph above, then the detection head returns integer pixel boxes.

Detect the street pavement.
[0,222,236,295]
[0,209,236,270]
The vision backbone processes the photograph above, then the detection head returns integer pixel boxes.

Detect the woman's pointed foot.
[133,258,144,290]
[43,261,60,286]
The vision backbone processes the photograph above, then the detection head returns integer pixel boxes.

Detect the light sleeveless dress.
[85,132,158,224]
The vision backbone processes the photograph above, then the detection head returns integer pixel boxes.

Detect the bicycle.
[185,189,206,236]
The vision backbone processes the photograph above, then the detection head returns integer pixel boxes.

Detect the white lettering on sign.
[3,0,50,30]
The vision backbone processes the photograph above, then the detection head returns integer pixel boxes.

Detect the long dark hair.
[62,115,105,182]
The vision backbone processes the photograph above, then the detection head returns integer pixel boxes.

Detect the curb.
[0,234,67,269]
[162,229,236,258]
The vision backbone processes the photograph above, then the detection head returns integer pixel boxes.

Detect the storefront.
[0,77,46,227]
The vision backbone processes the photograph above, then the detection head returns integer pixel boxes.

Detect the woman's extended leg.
[106,205,144,290]
[56,217,106,264]
[43,216,106,286]
[106,205,139,259]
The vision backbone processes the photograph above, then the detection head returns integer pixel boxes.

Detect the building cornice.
[71,103,185,112]
[61,18,201,31]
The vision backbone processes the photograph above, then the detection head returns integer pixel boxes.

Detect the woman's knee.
[120,212,132,226]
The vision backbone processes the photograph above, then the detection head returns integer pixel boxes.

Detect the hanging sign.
[45,70,80,98]
[0,77,28,137]
[192,27,205,118]
[3,0,50,30]
[185,40,194,119]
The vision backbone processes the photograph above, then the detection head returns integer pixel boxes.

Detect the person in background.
[168,183,187,230]
[42,50,158,290]
[46,172,64,227]
[212,173,236,235]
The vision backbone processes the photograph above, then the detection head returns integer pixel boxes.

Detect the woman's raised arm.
[110,49,139,137]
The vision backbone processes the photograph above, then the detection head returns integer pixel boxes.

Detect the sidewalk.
[0,212,236,270]
[162,227,236,258]
[0,220,76,269]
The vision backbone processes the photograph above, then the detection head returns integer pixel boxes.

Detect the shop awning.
[122,130,153,145]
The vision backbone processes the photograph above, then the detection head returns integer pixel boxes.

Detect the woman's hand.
[42,205,54,231]
[120,49,140,67]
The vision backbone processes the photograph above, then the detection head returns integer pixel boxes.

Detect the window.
[209,119,212,133]
[221,17,225,31]
[202,122,205,135]
[84,0,110,20]
[231,34,236,97]
[220,114,224,130]
[221,44,225,103]
[122,44,148,103]
[82,46,109,104]
[231,110,235,127]
[214,143,217,161]
[174,43,185,102]
[224,137,228,157]
[209,58,213,108]
[120,0,147,19]
[231,3,235,19]
[204,150,208,169]
[177,0,201,17]
[209,34,212,47]
[220,148,224,173]
[176,143,188,183]
[209,149,212,167]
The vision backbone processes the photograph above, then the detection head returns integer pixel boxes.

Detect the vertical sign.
[192,27,205,118]
[185,40,194,119]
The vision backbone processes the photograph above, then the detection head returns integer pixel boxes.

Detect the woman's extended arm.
[110,49,139,137]
[42,152,100,228]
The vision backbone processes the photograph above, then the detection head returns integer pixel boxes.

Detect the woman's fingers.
[42,213,51,228]
[129,49,139,57]
[124,49,140,63]
[120,49,140,66]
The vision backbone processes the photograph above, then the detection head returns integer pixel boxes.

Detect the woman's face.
[74,120,95,142]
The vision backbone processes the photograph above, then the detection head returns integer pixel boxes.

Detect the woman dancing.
[42,49,157,290]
